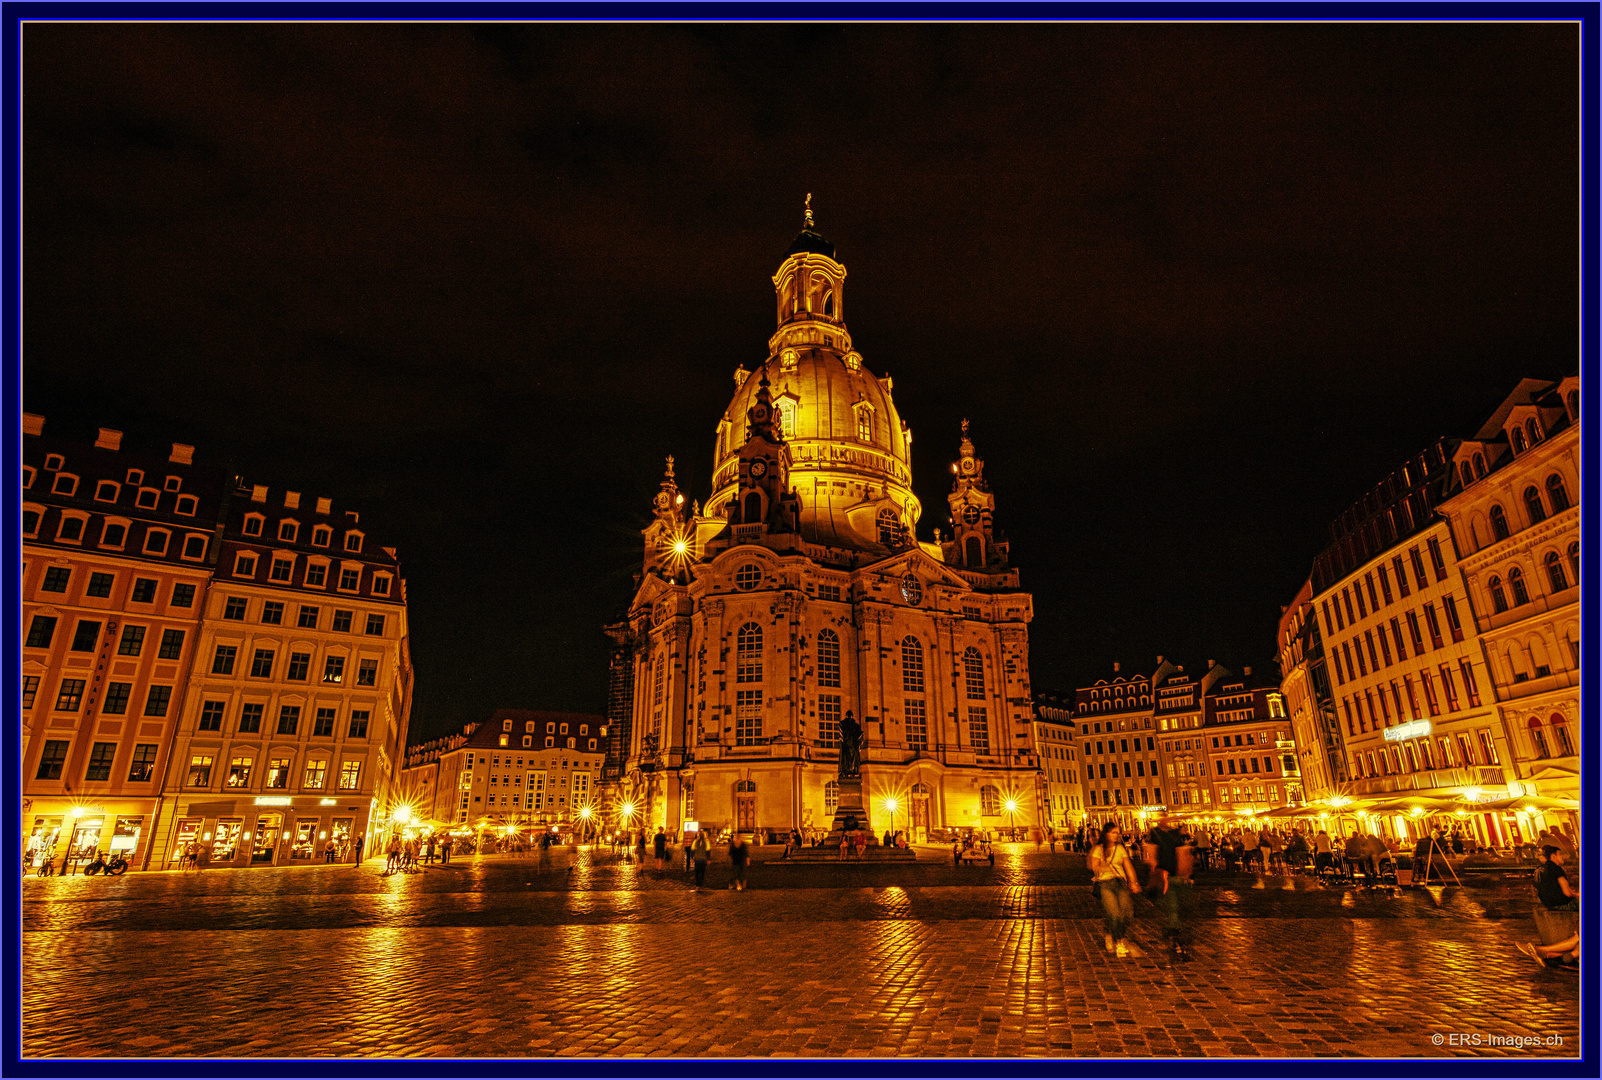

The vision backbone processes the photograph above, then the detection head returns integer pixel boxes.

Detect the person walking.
[1048,827,1057,854]
[635,829,647,865]
[353,833,365,865]
[1241,826,1262,874]
[729,832,750,891]
[653,827,668,871]
[1144,813,1196,962]
[1089,822,1141,957]
[441,834,453,865]
[385,834,402,874]
[692,831,712,889]
[683,832,695,871]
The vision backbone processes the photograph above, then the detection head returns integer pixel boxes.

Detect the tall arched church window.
[824,780,839,814]
[1489,505,1510,541]
[878,508,905,549]
[817,629,841,688]
[901,636,924,693]
[855,405,874,443]
[964,647,986,699]
[965,535,983,566]
[743,490,763,525]
[1568,541,1580,585]
[736,623,763,682]
[1524,486,1546,524]
[823,290,834,317]
[1552,714,1574,756]
[979,785,1001,816]
[1528,717,1550,759]
[1488,576,1508,614]
[777,400,796,440]
[1547,473,1570,512]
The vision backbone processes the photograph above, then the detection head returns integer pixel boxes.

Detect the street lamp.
[1004,798,1019,841]
[883,797,899,839]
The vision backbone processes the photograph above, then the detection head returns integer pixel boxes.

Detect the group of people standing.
[382,832,455,873]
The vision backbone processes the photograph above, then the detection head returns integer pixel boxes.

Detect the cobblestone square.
[21,846,1579,1059]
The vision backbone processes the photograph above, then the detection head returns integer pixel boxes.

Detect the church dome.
[705,209,919,557]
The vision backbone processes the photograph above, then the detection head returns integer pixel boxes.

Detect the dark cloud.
[23,23,1577,739]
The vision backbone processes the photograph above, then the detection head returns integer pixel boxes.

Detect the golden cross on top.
[804,193,814,229]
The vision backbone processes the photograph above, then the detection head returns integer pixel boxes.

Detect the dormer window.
[182,534,208,560]
[372,574,391,596]
[51,473,79,497]
[242,514,264,537]
[57,514,86,542]
[23,466,35,488]
[344,531,363,553]
[234,553,258,576]
[144,529,170,556]
[23,504,41,537]
[125,469,144,485]
[312,526,331,546]
[95,481,120,502]
[100,521,127,548]
[135,488,159,509]
[855,404,874,444]
[164,476,182,492]
[44,454,63,471]
[1526,417,1542,445]
[175,495,198,516]
[1473,453,1486,479]
[1511,427,1527,454]
[279,520,299,542]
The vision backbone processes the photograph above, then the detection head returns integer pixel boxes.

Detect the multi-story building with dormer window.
[603,206,1040,842]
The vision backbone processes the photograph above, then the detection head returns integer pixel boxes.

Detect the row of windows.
[238,514,363,552]
[220,595,386,634]
[1341,661,1484,734]
[1349,727,1503,778]
[25,511,210,559]
[1464,475,1571,553]
[1527,714,1576,758]
[196,699,373,739]
[24,673,173,717]
[26,615,187,659]
[1084,735,1158,756]
[1488,545,1579,613]
[233,552,388,594]
[1087,758,1159,781]
[35,460,177,489]
[185,751,361,791]
[34,739,160,783]
[1213,756,1278,777]
[1329,598,1466,685]
[33,567,197,607]
[210,645,381,686]
[1322,541,1450,637]
[27,467,197,513]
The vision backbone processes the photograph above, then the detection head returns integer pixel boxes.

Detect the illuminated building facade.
[1300,432,1521,845]
[1199,672,1299,815]
[149,484,413,868]
[605,207,1041,840]
[1030,692,1085,828]
[22,417,224,871]
[1436,377,1579,828]
[1277,580,1344,802]
[1073,666,1159,827]
[403,710,607,830]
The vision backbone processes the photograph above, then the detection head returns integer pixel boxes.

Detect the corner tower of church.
[603,202,1038,845]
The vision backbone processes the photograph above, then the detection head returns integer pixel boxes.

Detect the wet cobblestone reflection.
[22,848,1578,1058]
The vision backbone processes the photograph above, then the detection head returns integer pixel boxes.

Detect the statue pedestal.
[781,775,916,862]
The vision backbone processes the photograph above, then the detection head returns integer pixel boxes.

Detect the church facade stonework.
[603,208,1041,840]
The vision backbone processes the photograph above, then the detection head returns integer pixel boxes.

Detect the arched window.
[734,563,762,591]
[736,623,763,682]
[1524,486,1546,524]
[964,647,985,699]
[816,629,841,687]
[822,290,834,317]
[979,785,1001,816]
[742,490,763,525]
[1509,566,1530,606]
[1546,473,1570,513]
[1568,541,1580,585]
[1526,417,1542,444]
[1551,714,1573,756]
[1459,461,1473,487]
[1567,390,1579,420]
[1472,452,1486,479]
[776,400,795,440]
[735,779,756,792]
[901,636,924,693]
[1511,427,1527,454]
[1528,717,1550,759]
[877,508,904,548]
[964,535,983,566]
[824,780,839,814]
[855,405,874,444]
[1489,505,1510,541]
[1488,576,1508,614]
[1545,551,1569,593]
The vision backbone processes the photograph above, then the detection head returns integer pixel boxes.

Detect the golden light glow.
[883,797,899,814]
[1003,799,1018,814]
[581,806,593,819]
[621,802,636,819]
[1409,806,1425,818]
[393,805,414,825]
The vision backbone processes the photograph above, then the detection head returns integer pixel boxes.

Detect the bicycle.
[82,851,129,876]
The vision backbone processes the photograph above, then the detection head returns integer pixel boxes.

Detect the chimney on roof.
[22,413,43,436]
[1244,666,1253,677]
[316,497,332,515]
[1113,662,1120,673]
[345,510,360,524]
[95,428,123,451]
[285,491,301,509]
[1208,659,1215,669]
[251,485,268,503]
[170,443,194,464]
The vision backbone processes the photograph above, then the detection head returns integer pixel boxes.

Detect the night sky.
[24,24,1578,743]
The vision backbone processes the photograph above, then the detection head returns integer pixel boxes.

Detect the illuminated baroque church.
[603,203,1040,840]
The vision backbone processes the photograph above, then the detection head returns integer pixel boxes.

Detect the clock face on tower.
[753,404,769,423]
[962,506,981,525]
[960,458,976,474]
[749,459,768,478]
